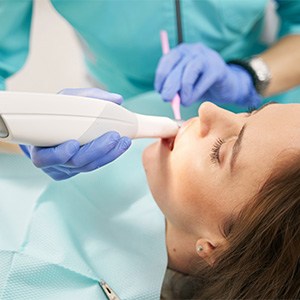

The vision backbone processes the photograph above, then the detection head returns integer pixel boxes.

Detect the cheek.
[143,142,162,189]
[142,142,171,206]
[166,154,211,221]
[170,158,202,198]
[169,140,208,196]
[167,146,235,230]
[166,173,224,234]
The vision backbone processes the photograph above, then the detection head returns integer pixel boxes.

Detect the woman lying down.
[0,101,299,300]
[148,101,300,299]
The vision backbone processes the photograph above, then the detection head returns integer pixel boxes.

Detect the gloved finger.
[160,56,191,102]
[68,136,131,173]
[180,57,205,105]
[65,131,129,168]
[19,144,31,158]
[30,140,80,168]
[155,49,182,93]
[188,65,220,105]
[41,166,79,181]
[59,88,124,105]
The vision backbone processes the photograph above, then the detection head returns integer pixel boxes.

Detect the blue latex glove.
[20,88,132,181]
[155,43,261,108]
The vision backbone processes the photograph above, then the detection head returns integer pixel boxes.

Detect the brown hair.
[175,153,300,299]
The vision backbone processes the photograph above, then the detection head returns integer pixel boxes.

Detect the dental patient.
[144,101,300,299]
[0,100,299,299]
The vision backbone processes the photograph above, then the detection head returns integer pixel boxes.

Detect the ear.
[195,238,226,266]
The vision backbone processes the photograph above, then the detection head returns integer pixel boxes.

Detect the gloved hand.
[155,43,261,107]
[19,88,132,181]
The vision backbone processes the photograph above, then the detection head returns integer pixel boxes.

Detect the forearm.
[0,142,22,154]
[260,35,300,97]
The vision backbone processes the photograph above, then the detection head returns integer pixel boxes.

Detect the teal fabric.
[0,77,5,91]
[277,0,300,37]
[0,143,168,299]
[0,93,177,299]
[1,0,300,110]
[0,1,33,82]
[125,91,199,118]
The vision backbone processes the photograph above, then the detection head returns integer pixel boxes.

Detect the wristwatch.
[228,57,272,96]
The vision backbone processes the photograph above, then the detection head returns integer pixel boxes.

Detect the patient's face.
[143,102,300,244]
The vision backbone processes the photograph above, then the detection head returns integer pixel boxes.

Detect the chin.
[142,138,171,173]
[142,140,172,213]
[142,141,158,171]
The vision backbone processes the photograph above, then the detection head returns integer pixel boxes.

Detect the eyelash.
[210,138,225,164]
[211,105,259,165]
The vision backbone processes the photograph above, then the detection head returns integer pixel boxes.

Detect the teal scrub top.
[0,0,300,112]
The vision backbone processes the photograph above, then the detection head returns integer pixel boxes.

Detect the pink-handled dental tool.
[160,30,182,121]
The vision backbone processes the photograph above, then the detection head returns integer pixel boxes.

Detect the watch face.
[249,58,271,94]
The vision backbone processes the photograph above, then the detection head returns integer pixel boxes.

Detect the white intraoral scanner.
[0,91,181,147]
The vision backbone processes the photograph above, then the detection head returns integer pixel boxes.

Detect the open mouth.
[162,137,176,151]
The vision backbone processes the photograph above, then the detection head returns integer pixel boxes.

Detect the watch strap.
[228,58,271,96]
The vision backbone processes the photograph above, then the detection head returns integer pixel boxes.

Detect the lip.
[177,118,194,136]
[161,118,196,151]
[173,118,196,146]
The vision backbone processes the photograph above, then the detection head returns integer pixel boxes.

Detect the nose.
[198,102,243,138]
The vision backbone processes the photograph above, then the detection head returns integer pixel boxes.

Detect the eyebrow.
[230,125,246,171]
[230,102,277,172]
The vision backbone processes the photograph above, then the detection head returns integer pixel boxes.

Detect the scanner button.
[0,115,9,138]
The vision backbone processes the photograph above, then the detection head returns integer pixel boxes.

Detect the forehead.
[250,103,300,140]
[219,105,300,216]
[237,103,300,175]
